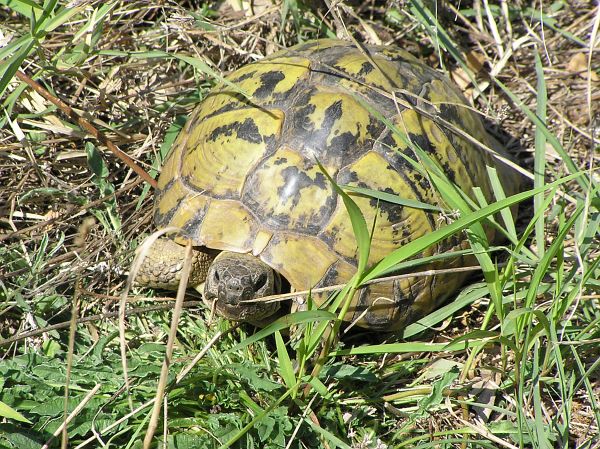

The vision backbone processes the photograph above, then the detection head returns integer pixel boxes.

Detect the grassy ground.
[0,0,599,448]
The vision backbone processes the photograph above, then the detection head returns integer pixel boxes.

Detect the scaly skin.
[136,238,214,290]
[204,251,281,325]
[137,240,281,325]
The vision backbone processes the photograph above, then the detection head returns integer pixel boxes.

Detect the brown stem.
[15,70,157,189]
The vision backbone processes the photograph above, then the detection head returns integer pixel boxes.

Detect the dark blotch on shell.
[329,131,359,156]
[208,117,262,144]
[357,61,374,77]
[367,187,405,224]
[254,71,286,99]
[321,100,344,128]
[406,132,435,155]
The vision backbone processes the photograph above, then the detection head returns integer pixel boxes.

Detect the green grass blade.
[524,5,587,46]
[43,2,86,33]
[575,179,599,255]
[0,400,32,423]
[534,52,547,258]
[486,167,518,239]
[499,187,558,286]
[408,0,488,104]
[343,185,444,212]
[569,345,600,430]
[449,329,518,354]
[377,246,477,277]
[531,342,553,449]
[218,383,298,449]
[555,256,600,322]
[318,161,370,275]
[0,0,43,16]
[172,53,254,100]
[363,172,582,284]
[274,330,296,394]
[0,32,31,63]
[0,38,35,97]
[332,340,485,356]
[547,320,570,445]
[32,0,57,34]
[408,1,465,69]
[402,284,491,338]
[493,76,585,190]
[305,418,353,449]
[523,203,584,311]
[226,310,335,354]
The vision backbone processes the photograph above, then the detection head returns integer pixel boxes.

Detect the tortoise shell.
[153,39,518,330]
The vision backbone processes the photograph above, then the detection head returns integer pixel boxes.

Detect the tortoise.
[136,39,519,331]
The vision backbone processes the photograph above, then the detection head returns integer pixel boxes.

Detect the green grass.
[0,0,599,448]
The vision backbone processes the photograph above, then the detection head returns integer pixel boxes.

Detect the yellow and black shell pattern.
[154,39,518,330]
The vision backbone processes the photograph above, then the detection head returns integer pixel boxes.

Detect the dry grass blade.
[586,5,600,126]
[244,264,486,304]
[73,398,155,449]
[40,384,102,449]
[118,226,181,411]
[142,240,193,449]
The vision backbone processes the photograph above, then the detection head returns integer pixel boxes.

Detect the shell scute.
[222,56,311,106]
[322,151,434,265]
[181,107,285,198]
[198,199,258,252]
[283,87,374,165]
[242,147,337,234]
[331,52,415,93]
[260,233,339,290]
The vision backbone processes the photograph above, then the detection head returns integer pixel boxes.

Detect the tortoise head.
[203,251,282,326]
